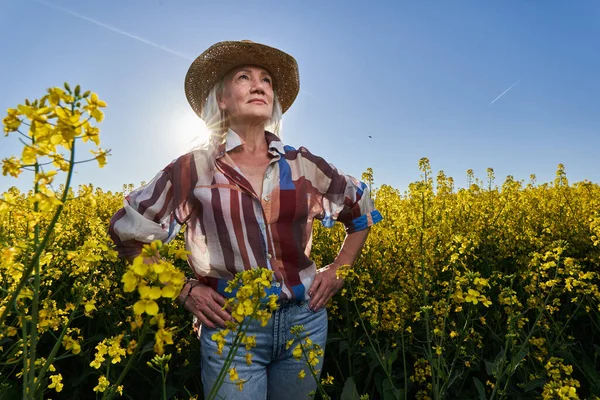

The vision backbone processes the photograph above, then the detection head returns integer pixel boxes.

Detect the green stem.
[104,321,151,400]
[298,340,329,399]
[0,140,77,327]
[33,271,94,395]
[349,283,399,397]
[489,263,559,400]
[161,368,167,400]
[418,188,437,399]
[343,297,354,377]
[206,300,262,400]
[21,306,29,400]
[25,158,41,399]
[400,328,408,400]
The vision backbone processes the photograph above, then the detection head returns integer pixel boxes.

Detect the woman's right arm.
[108,168,181,258]
[109,163,232,328]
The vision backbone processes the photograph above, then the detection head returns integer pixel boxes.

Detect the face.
[219,65,275,125]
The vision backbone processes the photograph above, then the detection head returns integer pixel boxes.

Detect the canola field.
[1,86,600,399]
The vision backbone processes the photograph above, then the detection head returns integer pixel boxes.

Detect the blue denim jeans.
[200,299,328,399]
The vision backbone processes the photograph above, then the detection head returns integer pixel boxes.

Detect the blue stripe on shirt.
[350,210,383,231]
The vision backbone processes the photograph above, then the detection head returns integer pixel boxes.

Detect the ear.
[217,96,226,111]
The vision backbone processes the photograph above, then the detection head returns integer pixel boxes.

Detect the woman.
[109,40,382,398]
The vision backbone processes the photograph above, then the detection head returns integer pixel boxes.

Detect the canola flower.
[205,268,279,399]
[1,84,110,399]
[286,325,329,399]
[1,86,600,398]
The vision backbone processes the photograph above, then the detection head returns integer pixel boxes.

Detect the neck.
[228,121,267,153]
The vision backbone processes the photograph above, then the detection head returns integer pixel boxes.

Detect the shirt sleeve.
[108,168,182,257]
[321,167,383,233]
[297,146,382,233]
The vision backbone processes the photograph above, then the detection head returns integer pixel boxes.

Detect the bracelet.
[180,279,201,306]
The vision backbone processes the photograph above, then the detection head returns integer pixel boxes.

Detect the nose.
[250,77,266,94]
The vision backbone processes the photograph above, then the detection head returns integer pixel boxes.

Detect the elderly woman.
[109,40,382,398]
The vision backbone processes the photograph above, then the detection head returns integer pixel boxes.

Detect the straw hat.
[185,40,300,117]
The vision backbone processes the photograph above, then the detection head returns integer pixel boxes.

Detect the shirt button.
[260,223,266,231]
[264,196,270,201]
[267,253,272,259]
[266,173,272,179]
[275,282,281,288]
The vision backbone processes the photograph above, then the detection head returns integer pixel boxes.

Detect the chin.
[239,113,271,124]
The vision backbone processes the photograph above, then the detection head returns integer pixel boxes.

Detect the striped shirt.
[108,129,382,301]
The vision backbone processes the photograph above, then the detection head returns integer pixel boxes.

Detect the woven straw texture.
[185,40,300,117]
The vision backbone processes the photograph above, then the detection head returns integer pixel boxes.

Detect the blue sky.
[1,0,599,194]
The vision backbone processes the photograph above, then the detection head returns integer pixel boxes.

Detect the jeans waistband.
[215,278,289,301]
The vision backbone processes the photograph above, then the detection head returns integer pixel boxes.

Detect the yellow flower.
[292,344,303,359]
[48,374,63,392]
[90,148,109,168]
[229,367,239,381]
[211,329,230,356]
[465,289,480,305]
[2,156,22,177]
[82,124,100,145]
[3,108,22,132]
[321,373,335,385]
[93,375,110,393]
[62,336,82,355]
[139,284,162,300]
[298,369,306,380]
[122,270,138,292]
[243,335,257,351]
[84,300,97,313]
[21,145,37,165]
[133,299,159,315]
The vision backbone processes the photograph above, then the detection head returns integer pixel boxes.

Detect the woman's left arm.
[308,227,370,311]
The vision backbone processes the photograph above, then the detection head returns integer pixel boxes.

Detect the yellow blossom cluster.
[288,325,325,383]
[90,333,127,369]
[312,159,600,398]
[224,267,279,325]
[122,240,187,316]
[204,268,280,395]
[3,86,600,398]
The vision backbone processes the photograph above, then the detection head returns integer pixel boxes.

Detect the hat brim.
[185,41,299,118]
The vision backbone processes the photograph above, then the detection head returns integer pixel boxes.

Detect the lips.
[248,99,267,104]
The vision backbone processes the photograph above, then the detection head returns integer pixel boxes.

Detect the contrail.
[33,0,194,61]
[490,79,520,104]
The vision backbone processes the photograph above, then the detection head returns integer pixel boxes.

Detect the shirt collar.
[216,129,285,158]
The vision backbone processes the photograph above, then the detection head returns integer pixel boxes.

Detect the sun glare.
[174,110,211,153]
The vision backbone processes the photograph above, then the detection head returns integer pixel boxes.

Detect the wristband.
[180,279,201,306]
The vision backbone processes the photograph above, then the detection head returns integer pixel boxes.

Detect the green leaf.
[382,378,401,400]
[523,378,546,392]
[0,381,21,400]
[388,347,400,370]
[485,360,494,376]
[492,347,506,375]
[338,339,349,356]
[576,352,600,384]
[473,377,486,400]
[341,376,360,400]
[510,348,528,372]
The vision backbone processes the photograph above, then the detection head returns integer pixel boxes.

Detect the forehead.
[226,64,272,77]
